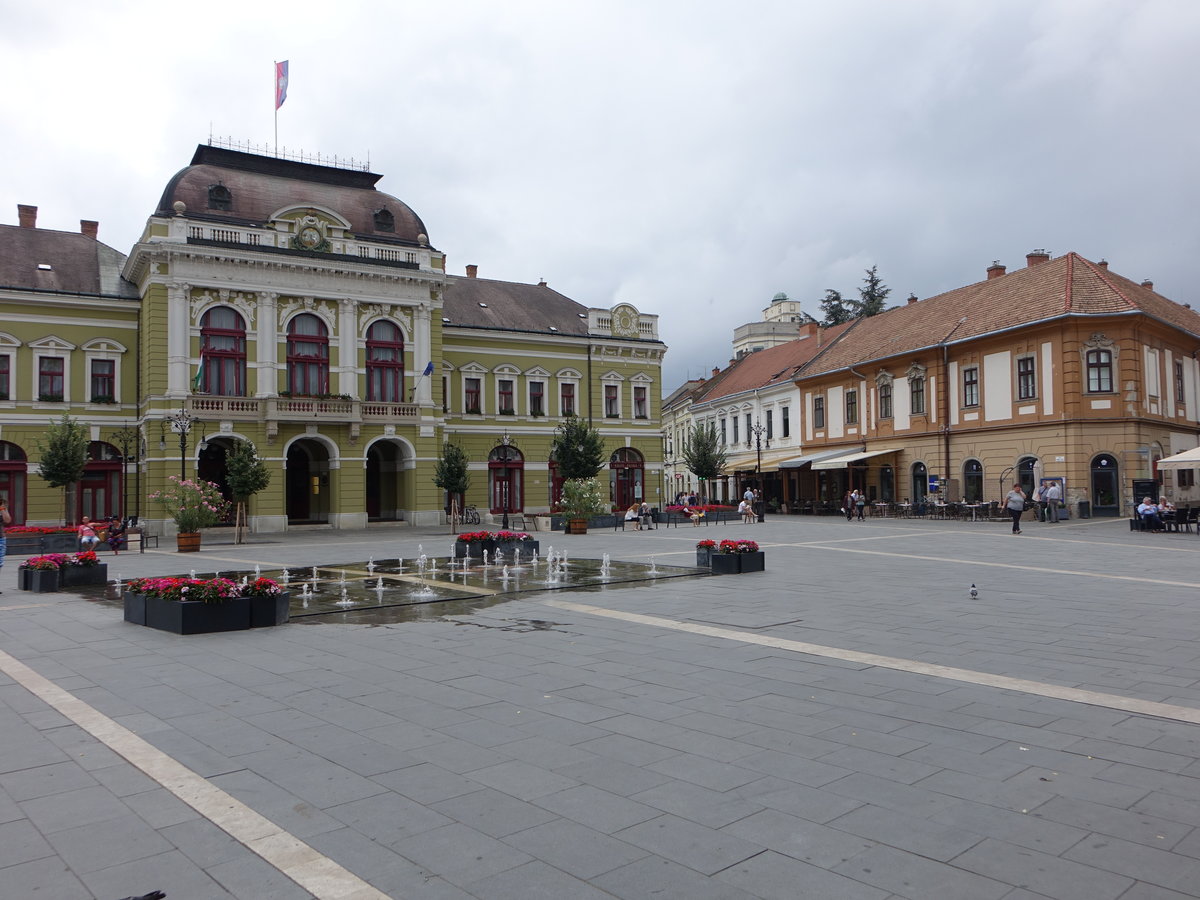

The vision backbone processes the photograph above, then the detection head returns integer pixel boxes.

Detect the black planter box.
[739,551,765,573]
[5,537,41,555]
[20,567,61,592]
[41,534,79,553]
[144,595,252,634]
[454,539,498,559]
[61,563,108,588]
[250,592,291,628]
[123,591,147,625]
[696,548,714,566]
[710,554,741,575]
[495,540,539,560]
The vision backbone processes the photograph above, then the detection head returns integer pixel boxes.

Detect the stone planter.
[710,554,741,575]
[123,591,147,625]
[739,551,766,573]
[19,567,60,592]
[495,540,539,561]
[454,539,497,559]
[60,563,109,588]
[249,591,291,628]
[696,547,714,566]
[144,595,252,634]
[176,532,202,553]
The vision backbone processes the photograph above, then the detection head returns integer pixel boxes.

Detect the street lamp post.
[163,409,201,484]
[751,419,767,522]
[109,424,140,521]
[497,428,514,530]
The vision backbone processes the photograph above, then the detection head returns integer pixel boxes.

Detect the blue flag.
[422,361,434,376]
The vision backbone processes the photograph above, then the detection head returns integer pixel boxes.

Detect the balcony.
[186,396,421,436]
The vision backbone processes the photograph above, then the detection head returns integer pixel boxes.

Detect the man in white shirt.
[1045,481,1063,522]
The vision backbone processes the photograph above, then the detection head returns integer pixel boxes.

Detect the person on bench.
[1137,497,1164,532]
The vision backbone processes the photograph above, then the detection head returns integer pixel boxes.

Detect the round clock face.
[298,226,322,249]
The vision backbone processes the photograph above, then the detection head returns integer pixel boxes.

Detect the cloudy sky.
[2,0,1197,390]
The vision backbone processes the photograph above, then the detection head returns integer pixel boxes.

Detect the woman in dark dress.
[106,515,127,555]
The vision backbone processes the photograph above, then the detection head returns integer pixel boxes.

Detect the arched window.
[911,461,928,501]
[610,448,645,509]
[488,444,524,514]
[963,459,983,502]
[0,440,27,524]
[287,314,329,396]
[200,306,246,396]
[366,320,405,402]
[207,184,232,210]
[1091,453,1120,515]
[1017,456,1039,497]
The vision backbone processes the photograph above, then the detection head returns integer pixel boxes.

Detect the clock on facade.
[298,226,322,249]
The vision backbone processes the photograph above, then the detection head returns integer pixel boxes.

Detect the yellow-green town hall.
[0,143,666,533]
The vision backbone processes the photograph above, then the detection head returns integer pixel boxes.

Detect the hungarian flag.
[192,354,206,393]
[275,60,289,110]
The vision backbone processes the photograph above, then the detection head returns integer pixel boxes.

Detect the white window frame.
[29,336,76,405]
[83,338,127,407]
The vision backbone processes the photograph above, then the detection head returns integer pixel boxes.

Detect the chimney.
[986,261,1006,280]
[1097,259,1109,270]
[1141,279,1154,291]
[465,264,477,278]
[17,204,36,228]
[1026,249,1050,267]
[797,321,818,340]
[80,220,98,239]
[907,294,919,304]
[538,278,547,287]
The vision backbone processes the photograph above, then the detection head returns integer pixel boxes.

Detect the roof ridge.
[1074,253,1137,311]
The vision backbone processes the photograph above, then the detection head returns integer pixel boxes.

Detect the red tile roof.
[697,322,853,403]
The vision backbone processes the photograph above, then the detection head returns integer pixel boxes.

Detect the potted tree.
[550,417,606,535]
[150,476,230,552]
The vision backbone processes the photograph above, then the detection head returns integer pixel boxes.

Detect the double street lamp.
[162,409,203,484]
[750,419,767,522]
[108,424,140,521]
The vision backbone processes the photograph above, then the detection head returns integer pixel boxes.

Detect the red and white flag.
[275,60,289,110]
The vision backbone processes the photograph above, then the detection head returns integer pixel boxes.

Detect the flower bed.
[696,539,716,566]
[123,576,288,633]
[455,531,498,558]
[710,539,765,575]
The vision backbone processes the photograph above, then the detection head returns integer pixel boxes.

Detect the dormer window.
[207,184,232,211]
[373,209,395,232]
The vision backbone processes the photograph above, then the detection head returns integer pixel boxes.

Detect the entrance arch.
[0,441,27,524]
[610,448,645,509]
[78,442,121,521]
[1017,456,1039,496]
[197,437,237,524]
[366,440,406,521]
[286,439,331,523]
[488,444,524,515]
[910,461,928,502]
[1091,453,1120,516]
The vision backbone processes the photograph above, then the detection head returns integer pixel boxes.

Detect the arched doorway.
[366,441,405,521]
[610,448,645,509]
[488,445,524,515]
[197,438,236,525]
[879,465,894,501]
[78,442,121,521]
[0,441,27,524]
[286,439,331,523]
[1091,453,1120,516]
[963,459,983,502]
[911,461,928,502]
[1017,456,1039,496]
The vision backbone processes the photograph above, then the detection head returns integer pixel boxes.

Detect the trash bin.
[1078,500,1091,519]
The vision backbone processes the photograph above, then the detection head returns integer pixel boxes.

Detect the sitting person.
[639,501,653,529]
[105,515,127,555]
[1137,497,1164,532]
[684,506,705,526]
[624,503,641,530]
[77,516,100,549]
[738,499,754,523]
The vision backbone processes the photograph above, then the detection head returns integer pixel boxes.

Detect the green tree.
[680,422,726,503]
[819,288,855,326]
[549,416,606,480]
[433,441,471,532]
[857,265,891,317]
[35,414,89,524]
[225,439,272,544]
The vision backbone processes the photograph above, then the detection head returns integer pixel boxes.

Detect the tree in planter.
[35,414,89,525]
[225,439,271,545]
[433,441,471,533]
[680,422,726,504]
[550,416,607,530]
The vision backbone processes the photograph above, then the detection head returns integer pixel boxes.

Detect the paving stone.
[0,759,99,800]
[0,854,94,899]
[595,853,761,900]
[952,836,1133,900]
[19,783,133,833]
[1063,832,1200,893]
[718,848,892,899]
[323,789,453,847]
[45,811,174,873]
[721,807,876,867]
[531,784,660,834]
[160,817,247,869]
[502,818,648,878]
[0,817,55,868]
[204,848,314,899]
[464,859,616,899]
[306,825,477,899]
[391,821,533,886]
[431,786,560,838]
[616,813,762,875]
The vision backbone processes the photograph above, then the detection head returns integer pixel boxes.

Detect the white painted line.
[542,598,1200,726]
[0,648,388,900]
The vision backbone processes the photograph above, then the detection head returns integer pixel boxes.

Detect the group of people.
[1003,479,1065,534]
[76,514,127,554]
[623,502,654,531]
[842,489,867,521]
[1136,496,1175,532]
[738,487,762,524]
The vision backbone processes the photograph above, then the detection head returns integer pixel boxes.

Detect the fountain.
[482,549,490,568]
[301,583,311,607]
[336,585,355,607]
[189,569,196,579]
[648,558,658,577]
[280,568,290,584]
[311,566,319,582]
[254,564,261,578]
[500,565,510,582]
[367,556,375,574]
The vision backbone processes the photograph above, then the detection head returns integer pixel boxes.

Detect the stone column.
[338,298,358,397]
[166,281,191,398]
[256,292,278,397]
[414,303,432,405]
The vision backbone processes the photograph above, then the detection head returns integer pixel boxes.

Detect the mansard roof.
[442,275,590,336]
[0,223,137,298]
[156,145,430,246]
[802,252,1200,377]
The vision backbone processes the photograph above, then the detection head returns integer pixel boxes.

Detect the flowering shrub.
[23,554,69,570]
[457,531,495,542]
[71,550,100,567]
[240,577,282,598]
[150,475,230,533]
[696,539,716,549]
[127,576,241,604]
[494,531,532,541]
[5,526,77,535]
[718,539,760,554]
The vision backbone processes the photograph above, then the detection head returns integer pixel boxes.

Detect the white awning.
[811,448,900,471]
[1156,446,1200,469]
[777,448,850,469]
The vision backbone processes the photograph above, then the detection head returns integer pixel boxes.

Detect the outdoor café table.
[872,502,889,517]
[896,503,911,517]
[965,503,982,521]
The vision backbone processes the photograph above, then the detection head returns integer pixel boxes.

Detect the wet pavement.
[1,515,1199,898]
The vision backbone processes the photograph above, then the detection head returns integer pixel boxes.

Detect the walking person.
[1045,481,1062,523]
[1004,484,1027,534]
[843,490,855,521]
[0,498,11,594]
[855,491,866,521]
